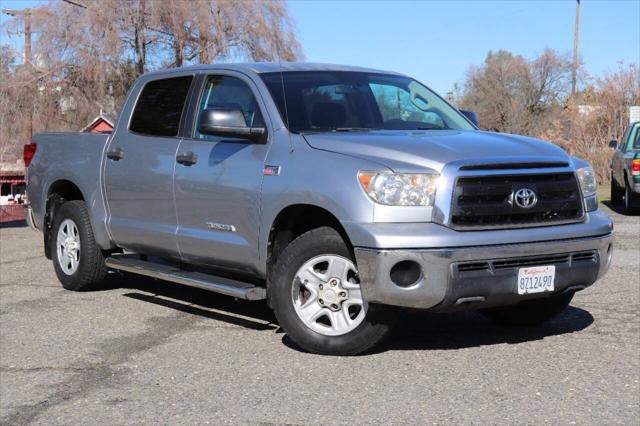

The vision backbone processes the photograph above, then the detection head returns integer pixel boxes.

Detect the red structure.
[0,169,26,223]
[1,113,114,224]
[81,113,115,133]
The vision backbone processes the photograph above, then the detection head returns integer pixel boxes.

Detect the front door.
[104,74,193,257]
[173,72,271,273]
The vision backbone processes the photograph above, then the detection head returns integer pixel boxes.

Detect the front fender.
[258,133,381,274]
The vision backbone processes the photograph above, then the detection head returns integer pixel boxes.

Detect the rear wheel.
[479,292,574,326]
[50,200,108,291]
[270,227,395,355]
[610,173,623,204]
[624,181,640,214]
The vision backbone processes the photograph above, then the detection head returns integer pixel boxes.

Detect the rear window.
[129,76,193,137]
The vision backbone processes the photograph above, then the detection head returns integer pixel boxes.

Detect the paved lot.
[1,199,638,425]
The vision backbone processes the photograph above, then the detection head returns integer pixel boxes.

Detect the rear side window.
[129,76,193,137]
[632,125,640,150]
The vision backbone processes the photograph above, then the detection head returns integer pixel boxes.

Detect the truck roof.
[143,62,404,77]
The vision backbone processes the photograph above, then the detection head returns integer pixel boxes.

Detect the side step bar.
[105,256,266,301]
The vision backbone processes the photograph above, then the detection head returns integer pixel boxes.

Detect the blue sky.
[2,0,639,94]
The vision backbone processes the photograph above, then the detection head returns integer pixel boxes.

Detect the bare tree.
[155,0,303,67]
[0,0,303,162]
[461,50,530,133]
[522,48,572,132]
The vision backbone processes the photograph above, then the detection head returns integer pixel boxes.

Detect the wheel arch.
[624,168,632,188]
[47,179,86,201]
[43,179,86,259]
[267,204,354,277]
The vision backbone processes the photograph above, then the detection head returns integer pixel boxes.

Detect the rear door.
[104,74,194,257]
[612,126,631,186]
[173,72,271,273]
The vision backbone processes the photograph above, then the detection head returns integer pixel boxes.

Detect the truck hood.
[302,130,570,173]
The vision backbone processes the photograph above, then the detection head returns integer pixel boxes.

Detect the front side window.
[261,71,474,133]
[193,75,264,140]
[129,76,193,137]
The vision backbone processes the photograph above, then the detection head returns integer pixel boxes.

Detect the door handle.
[176,151,198,166]
[106,147,124,161]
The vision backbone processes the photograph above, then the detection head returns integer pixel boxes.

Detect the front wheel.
[479,292,574,326]
[270,227,395,355]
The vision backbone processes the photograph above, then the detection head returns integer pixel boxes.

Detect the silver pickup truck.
[25,63,613,355]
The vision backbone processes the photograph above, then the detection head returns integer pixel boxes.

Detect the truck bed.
[27,132,113,248]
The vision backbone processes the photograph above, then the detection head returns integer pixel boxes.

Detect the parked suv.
[25,63,613,355]
[610,121,640,213]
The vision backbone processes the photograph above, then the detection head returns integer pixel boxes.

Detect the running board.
[105,256,266,301]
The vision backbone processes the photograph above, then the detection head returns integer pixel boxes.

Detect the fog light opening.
[390,260,422,288]
[607,243,613,267]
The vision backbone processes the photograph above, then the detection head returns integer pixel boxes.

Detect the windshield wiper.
[302,127,378,134]
[333,127,376,132]
[415,125,446,130]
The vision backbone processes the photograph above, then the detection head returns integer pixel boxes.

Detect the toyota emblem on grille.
[514,188,538,209]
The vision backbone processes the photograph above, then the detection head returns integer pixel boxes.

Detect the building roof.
[81,113,116,132]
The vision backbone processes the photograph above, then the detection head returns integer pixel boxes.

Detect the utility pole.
[2,8,34,140]
[571,0,580,101]
[1,8,33,67]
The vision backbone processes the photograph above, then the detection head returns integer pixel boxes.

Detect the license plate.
[517,265,555,295]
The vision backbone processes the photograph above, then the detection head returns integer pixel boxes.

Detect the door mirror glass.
[609,140,618,149]
[460,110,479,127]
[198,108,266,143]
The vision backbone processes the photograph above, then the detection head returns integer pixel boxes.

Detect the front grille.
[457,262,491,272]
[451,172,584,228]
[572,251,597,262]
[493,254,570,269]
[456,251,597,275]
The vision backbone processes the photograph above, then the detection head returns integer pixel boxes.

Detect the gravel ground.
[1,197,638,425]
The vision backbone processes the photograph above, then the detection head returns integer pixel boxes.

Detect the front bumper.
[354,231,613,311]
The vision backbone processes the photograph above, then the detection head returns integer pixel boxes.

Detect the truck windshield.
[261,71,475,133]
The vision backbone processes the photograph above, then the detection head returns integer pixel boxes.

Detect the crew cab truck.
[25,63,614,355]
[610,121,640,213]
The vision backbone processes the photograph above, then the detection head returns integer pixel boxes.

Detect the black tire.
[50,200,108,291]
[624,181,640,214]
[270,226,395,355]
[479,292,574,326]
[610,173,623,204]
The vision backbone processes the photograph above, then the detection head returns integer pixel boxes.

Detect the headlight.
[358,171,438,206]
[576,167,597,197]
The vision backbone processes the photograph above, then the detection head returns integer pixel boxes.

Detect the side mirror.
[608,140,618,149]
[460,110,479,127]
[198,108,267,143]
